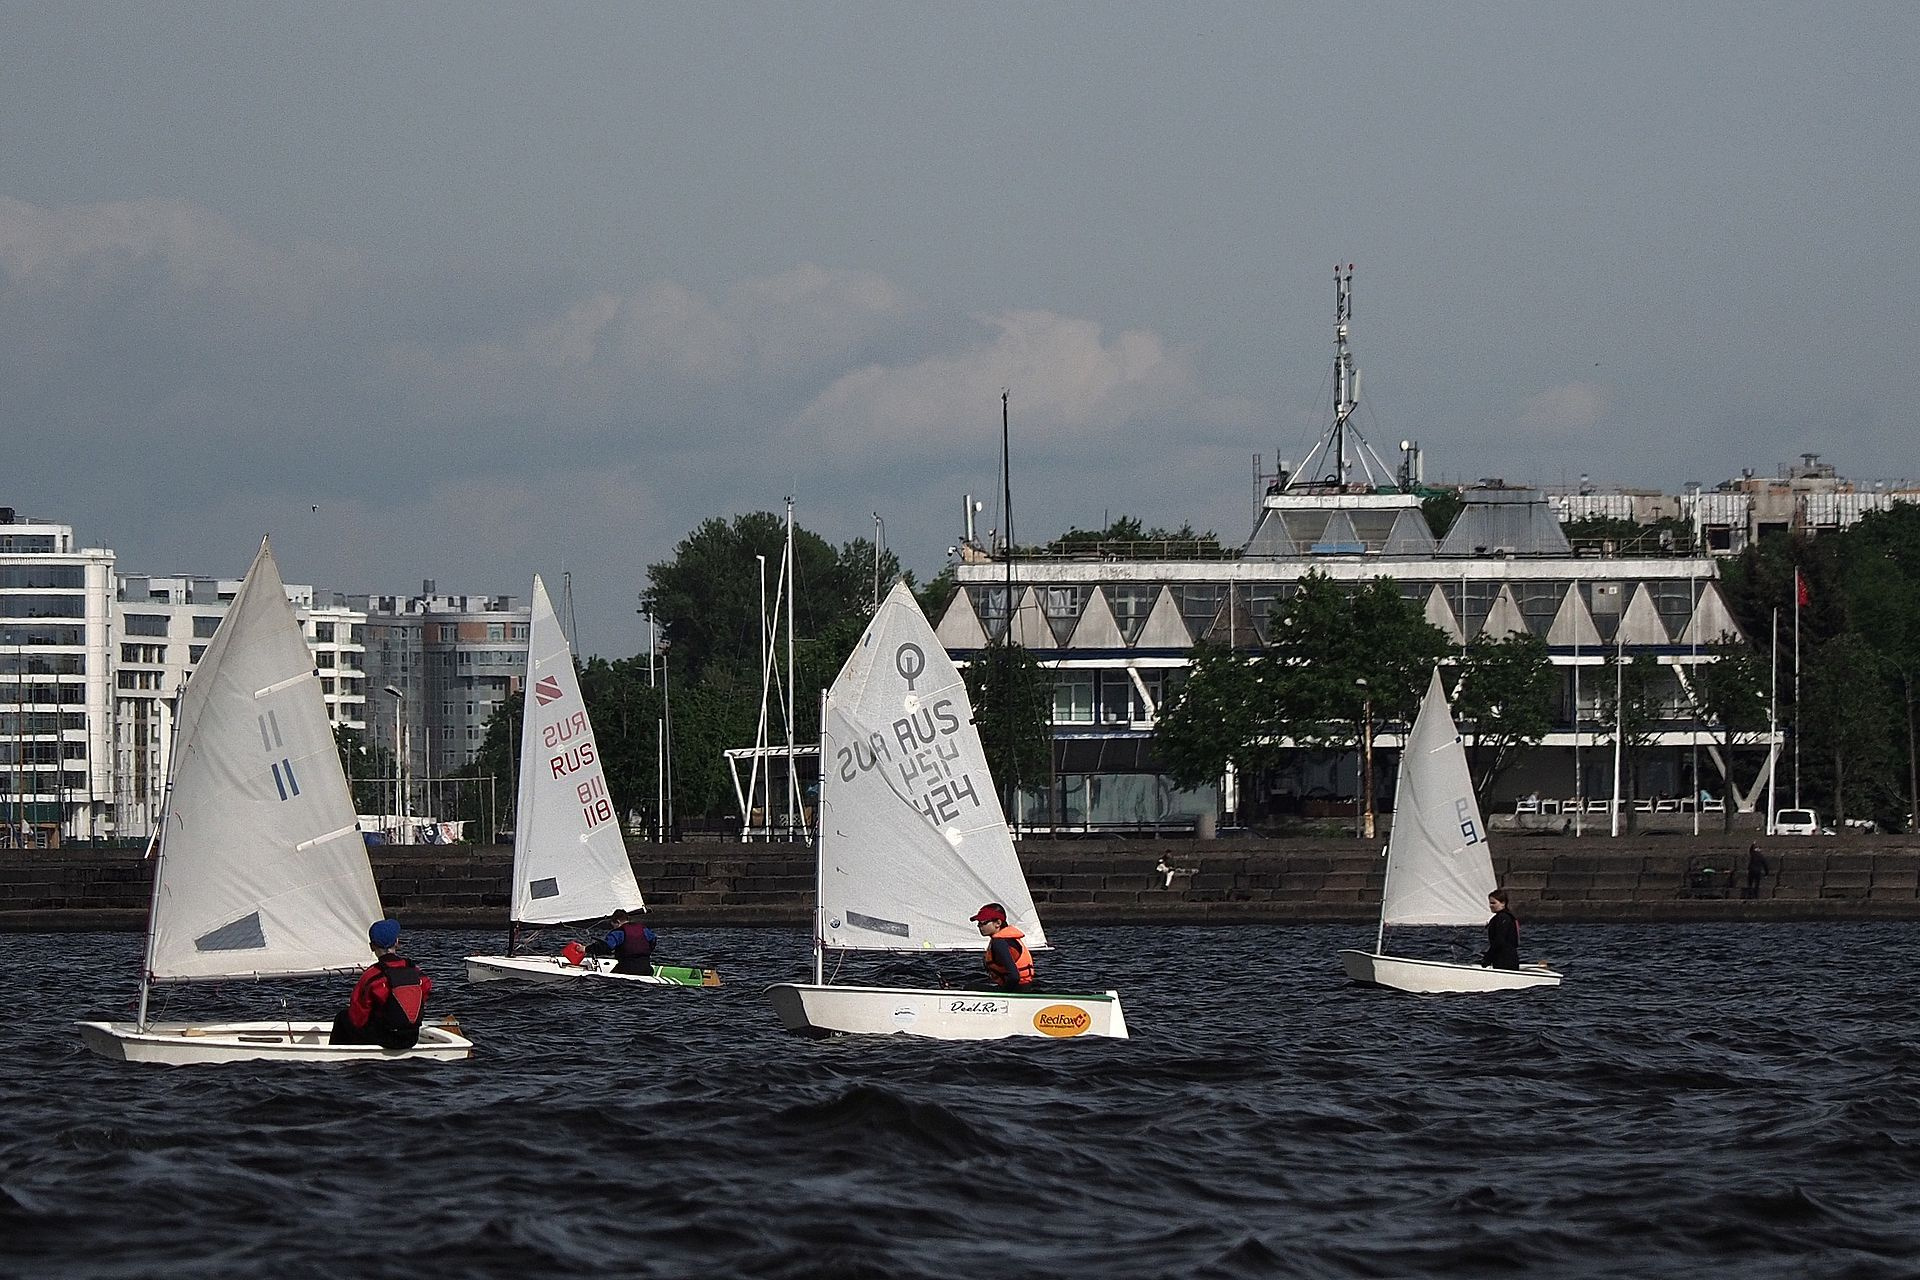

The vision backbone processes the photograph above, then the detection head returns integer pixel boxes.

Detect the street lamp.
[383,685,405,839]
[1356,678,1375,840]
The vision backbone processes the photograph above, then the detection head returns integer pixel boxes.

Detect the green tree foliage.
[626,511,902,829]
[1718,506,1920,828]
[961,638,1052,818]
[1801,632,1897,827]
[1154,573,1451,809]
[1689,639,1771,831]
[1263,573,1451,742]
[1048,517,1222,556]
[1449,632,1557,804]
[1419,491,1464,540]
[641,513,899,682]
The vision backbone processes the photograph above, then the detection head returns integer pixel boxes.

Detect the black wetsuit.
[1481,909,1520,970]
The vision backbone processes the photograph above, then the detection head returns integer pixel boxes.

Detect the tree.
[1801,632,1897,827]
[962,638,1052,825]
[1153,642,1269,791]
[1153,572,1450,822]
[1262,573,1451,742]
[1841,504,1920,829]
[1420,491,1464,540]
[641,512,896,682]
[1688,638,1771,832]
[632,511,903,828]
[1449,631,1557,805]
[1048,517,1222,556]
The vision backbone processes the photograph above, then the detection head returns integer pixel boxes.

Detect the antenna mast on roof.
[1286,265,1400,493]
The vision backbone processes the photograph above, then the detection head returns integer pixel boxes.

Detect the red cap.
[970,903,1006,923]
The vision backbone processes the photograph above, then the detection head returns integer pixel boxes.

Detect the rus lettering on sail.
[836,732,893,783]
[543,710,589,749]
[548,740,596,779]
[890,698,959,756]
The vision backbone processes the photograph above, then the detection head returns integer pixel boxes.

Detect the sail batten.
[508,576,645,926]
[818,582,1045,954]
[145,542,386,982]
[1378,669,1498,928]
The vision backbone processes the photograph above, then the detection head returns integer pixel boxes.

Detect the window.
[487,622,504,641]
[192,615,222,638]
[315,652,335,668]
[1099,672,1132,724]
[439,624,458,642]
[189,645,206,663]
[0,566,84,589]
[123,614,169,637]
[314,622,335,643]
[1053,671,1095,724]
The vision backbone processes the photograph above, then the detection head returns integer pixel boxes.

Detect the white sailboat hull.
[765,982,1128,1041]
[463,953,676,985]
[1338,950,1564,993]
[75,1019,474,1065]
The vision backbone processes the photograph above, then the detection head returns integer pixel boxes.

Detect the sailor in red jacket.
[329,919,434,1049]
[971,902,1036,991]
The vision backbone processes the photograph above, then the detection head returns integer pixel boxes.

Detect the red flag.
[1795,569,1810,608]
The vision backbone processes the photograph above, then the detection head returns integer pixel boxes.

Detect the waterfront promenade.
[6,834,1919,930]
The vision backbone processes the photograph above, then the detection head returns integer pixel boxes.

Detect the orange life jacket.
[983,925,1035,988]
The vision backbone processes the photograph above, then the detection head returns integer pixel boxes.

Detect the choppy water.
[4,921,1918,1278]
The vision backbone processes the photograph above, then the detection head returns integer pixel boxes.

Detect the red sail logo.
[534,676,564,706]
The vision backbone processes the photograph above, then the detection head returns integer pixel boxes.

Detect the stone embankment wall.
[5,835,1920,931]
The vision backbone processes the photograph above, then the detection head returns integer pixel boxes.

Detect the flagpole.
[1793,568,1802,809]
[1768,607,1778,835]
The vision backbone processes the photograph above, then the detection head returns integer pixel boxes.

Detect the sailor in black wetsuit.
[1480,888,1521,970]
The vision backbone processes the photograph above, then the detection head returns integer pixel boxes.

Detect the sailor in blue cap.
[330,919,435,1049]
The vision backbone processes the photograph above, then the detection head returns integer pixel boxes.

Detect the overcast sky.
[6,3,1917,656]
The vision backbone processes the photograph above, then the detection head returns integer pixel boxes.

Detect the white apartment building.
[111,573,368,840]
[0,509,115,846]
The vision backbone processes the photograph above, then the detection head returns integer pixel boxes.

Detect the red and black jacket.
[347,955,433,1036]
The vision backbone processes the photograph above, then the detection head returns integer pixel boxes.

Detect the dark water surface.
[4,922,1917,1278]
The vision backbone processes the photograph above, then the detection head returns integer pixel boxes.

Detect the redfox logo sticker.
[1033,1005,1092,1037]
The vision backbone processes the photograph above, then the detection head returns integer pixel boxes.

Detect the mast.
[813,687,827,985]
[1001,389,1017,831]
[786,498,797,838]
[135,687,185,1028]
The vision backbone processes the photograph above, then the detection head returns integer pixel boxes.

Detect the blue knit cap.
[369,919,401,948]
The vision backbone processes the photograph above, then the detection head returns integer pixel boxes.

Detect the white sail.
[818,581,1045,953]
[509,575,644,925]
[1379,669,1498,927]
[145,540,385,981]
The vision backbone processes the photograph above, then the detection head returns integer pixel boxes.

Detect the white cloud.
[385,263,918,420]
[794,308,1258,456]
[0,195,360,313]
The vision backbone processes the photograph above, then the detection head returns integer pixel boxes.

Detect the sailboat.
[464,576,717,987]
[1338,669,1564,993]
[765,582,1126,1039]
[76,540,474,1063]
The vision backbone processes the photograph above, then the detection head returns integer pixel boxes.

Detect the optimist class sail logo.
[534,676,564,706]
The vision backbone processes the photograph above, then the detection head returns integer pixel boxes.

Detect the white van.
[1773,808,1820,835]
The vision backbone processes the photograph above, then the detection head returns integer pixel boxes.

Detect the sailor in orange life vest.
[584,909,658,974]
[1479,888,1521,970]
[970,903,1036,992]
[329,918,434,1049]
